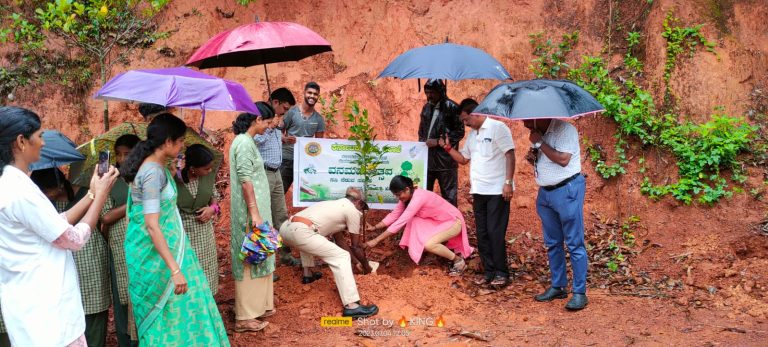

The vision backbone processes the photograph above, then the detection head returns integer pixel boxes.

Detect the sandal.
[258,310,276,318]
[448,258,467,276]
[234,319,269,332]
[280,255,301,267]
[490,275,509,286]
[301,271,323,284]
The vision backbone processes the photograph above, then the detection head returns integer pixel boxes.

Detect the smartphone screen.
[98,151,110,177]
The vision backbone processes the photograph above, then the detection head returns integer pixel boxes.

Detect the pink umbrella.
[186,21,332,94]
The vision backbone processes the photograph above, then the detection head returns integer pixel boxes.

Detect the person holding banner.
[365,175,473,275]
[280,82,325,194]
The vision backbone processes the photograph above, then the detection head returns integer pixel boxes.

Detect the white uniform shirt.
[534,119,582,186]
[459,117,516,195]
[0,165,85,346]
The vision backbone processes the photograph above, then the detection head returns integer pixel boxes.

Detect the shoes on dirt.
[301,271,322,284]
[534,287,569,302]
[565,293,588,310]
[342,303,379,318]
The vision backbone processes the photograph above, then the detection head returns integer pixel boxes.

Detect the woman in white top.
[0,106,119,347]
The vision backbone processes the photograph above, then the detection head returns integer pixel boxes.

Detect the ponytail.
[119,113,186,183]
[0,106,42,176]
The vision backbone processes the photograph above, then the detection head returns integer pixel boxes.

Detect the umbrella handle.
[200,103,206,133]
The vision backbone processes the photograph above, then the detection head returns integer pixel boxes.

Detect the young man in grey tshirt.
[280,82,325,193]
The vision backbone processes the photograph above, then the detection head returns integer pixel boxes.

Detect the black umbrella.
[29,130,86,171]
[472,79,604,120]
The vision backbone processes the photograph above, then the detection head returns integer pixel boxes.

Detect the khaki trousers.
[265,170,289,227]
[279,221,361,306]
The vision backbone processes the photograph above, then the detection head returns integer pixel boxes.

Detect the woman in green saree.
[176,144,220,295]
[120,114,229,346]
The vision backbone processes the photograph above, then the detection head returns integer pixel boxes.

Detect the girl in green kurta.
[229,103,278,332]
[177,144,221,295]
[121,114,228,346]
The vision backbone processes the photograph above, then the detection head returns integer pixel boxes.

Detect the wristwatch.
[86,190,95,200]
[504,179,515,191]
[532,141,543,149]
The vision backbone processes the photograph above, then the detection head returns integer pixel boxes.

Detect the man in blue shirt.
[255,88,300,267]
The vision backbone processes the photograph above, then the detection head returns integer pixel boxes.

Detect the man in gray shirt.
[280,81,325,193]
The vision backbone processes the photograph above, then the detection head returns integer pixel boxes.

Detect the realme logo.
[320,316,352,327]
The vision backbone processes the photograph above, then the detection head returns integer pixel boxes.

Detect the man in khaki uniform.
[279,187,378,318]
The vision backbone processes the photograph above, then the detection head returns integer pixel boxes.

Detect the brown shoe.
[235,319,269,332]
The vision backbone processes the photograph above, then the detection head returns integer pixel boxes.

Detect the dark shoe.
[301,272,322,284]
[342,303,379,318]
[534,287,569,302]
[280,254,301,267]
[489,275,509,286]
[473,274,494,285]
[565,293,588,311]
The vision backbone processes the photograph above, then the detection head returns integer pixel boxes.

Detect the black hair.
[120,113,186,183]
[459,98,479,114]
[389,175,415,194]
[0,106,42,176]
[181,144,214,183]
[304,81,320,92]
[270,87,296,105]
[254,101,276,120]
[114,134,141,151]
[232,112,258,135]
[424,79,446,92]
[31,167,74,202]
[138,103,168,120]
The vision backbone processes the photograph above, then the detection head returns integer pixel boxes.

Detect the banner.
[292,138,428,209]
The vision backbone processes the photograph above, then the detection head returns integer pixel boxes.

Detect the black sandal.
[448,258,467,276]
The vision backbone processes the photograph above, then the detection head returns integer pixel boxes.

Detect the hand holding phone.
[97,151,110,177]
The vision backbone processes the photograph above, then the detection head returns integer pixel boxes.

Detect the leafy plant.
[318,94,339,128]
[344,99,390,236]
[661,12,717,104]
[528,31,579,79]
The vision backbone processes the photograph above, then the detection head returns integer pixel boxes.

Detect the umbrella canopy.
[472,79,604,120]
[29,130,85,171]
[94,67,259,115]
[378,43,511,81]
[70,122,223,186]
[185,21,332,68]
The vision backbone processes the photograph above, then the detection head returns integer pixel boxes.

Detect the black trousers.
[280,159,294,194]
[472,194,510,278]
[426,169,458,206]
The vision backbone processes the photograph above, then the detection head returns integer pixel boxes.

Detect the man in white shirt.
[524,118,588,311]
[441,98,515,286]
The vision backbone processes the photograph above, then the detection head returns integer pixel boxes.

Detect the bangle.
[171,268,181,276]
[248,202,256,207]
[210,203,220,215]
[443,145,452,152]
[87,190,95,200]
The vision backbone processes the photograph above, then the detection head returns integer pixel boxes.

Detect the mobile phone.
[97,151,110,177]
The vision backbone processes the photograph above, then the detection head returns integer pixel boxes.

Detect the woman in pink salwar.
[366,175,473,275]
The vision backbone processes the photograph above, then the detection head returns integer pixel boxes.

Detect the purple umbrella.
[94,67,259,130]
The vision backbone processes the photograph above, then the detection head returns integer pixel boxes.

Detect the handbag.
[239,220,283,265]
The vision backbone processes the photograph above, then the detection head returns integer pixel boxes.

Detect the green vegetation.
[0,1,170,130]
[319,94,340,129]
[530,13,759,205]
[528,31,579,79]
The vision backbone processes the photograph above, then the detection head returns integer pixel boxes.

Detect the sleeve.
[446,107,465,148]
[282,111,294,131]
[417,105,430,142]
[253,131,268,145]
[234,140,256,183]
[139,165,166,215]
[381,201,406,228]
[495,122,515,153]
[553,123,580,155]
[315,113,326,133]
[459,138,472,160]
[345,205,362,235]
[51,213,92,251]
[384,191,427,234]
[12,194,71,243]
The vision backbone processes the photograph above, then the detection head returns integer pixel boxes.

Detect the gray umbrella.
[472,79,604,120]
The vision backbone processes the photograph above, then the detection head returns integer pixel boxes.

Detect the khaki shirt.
[295,198,361,237]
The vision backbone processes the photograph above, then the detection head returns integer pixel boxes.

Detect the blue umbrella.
[29,130,86,171]
[378,43,511,81]
[472,79,604,120]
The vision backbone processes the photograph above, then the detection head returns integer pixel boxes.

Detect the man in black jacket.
[418,79,464,206]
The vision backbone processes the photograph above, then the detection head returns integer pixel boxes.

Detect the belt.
[264,165,279,172]
[541,173,581,191]
[290,216,317,231]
